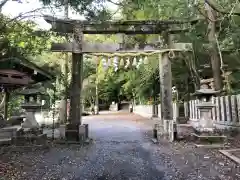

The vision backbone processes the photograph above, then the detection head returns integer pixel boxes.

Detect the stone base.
[0,126,18,139]
[12,134,47,146]
[191,133,227,144]
[0,138,11,145]
[65,124,89,142]
[163,120,176,142]
[65,124,80,141]
[59,125,66,139]
[21,111,40,128]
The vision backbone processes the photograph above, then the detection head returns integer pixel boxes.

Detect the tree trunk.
[3,91,9,120]
[205,3,223,91]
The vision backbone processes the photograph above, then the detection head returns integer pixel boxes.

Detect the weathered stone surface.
[211,97,216,122]
[0,127,18,139]
[79,124,86,141]
[220,96,226,122]
[65,123,80,141]
[236,95,240,123]
[189,101,192,119]
[231,95,238,124]
[225,96,232,123]
[59,125,66,139]
[21,111,40,128]
[215,96,221,122]
[184,101,188,117]
[159,53,173,122]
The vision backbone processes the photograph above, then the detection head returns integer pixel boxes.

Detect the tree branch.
[205,0,240,16]
[106,0,123,6]
[0,0,9,11]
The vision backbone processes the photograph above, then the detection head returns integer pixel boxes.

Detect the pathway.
[1,112,240,180]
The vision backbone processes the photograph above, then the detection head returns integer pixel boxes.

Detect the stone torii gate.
[43,15,197,141]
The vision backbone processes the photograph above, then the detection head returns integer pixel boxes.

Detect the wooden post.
[3,91,9,120]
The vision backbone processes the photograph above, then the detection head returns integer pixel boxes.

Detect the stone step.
[0,127,18,139]
[0,138,12,145]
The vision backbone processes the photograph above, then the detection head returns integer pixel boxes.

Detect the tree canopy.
[2,0,240,115]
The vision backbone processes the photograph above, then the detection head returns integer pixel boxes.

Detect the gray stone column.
[66,25,84,141]
[159,33,174,141]
[69,53,83,124]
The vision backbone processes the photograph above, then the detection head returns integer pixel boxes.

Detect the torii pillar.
[159,33,174,141]
[65,24,84,141]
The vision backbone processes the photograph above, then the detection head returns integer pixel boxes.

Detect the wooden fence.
[187,95,240,129]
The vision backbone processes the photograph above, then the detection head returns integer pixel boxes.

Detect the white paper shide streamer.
[132,57,137,67]
[125,58,130,69]
[144,56,148,64]
[113,56,118,71]
[136,57,143,69]
[102,58,108,70]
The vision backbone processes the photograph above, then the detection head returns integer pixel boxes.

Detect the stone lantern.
[20,89,44,128]
[191,79,227,145]
[193,81,219,133]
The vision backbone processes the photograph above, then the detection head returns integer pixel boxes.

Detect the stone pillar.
[184,101,189,118]
[66,25,84,141]
[159,52,173,141]
[236,95,240,123]
[220,96,226,122]
[225,96,232,124]
[231,95,238,125]
[69,54,83,124]
[59,99,67,124]
[215,96,220,123]
[152,102,157,117]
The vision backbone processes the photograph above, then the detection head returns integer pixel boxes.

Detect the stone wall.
[133,105,154,118]
[133,102,179,120]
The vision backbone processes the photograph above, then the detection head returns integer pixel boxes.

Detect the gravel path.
[1,113,240,180]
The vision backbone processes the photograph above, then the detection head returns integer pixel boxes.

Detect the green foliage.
[0,13,56,115]
[39,0,113,21]
[0,14,51,56]
[8,95,24,116]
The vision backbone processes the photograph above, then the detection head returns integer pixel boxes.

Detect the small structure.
[17,85,50,128]
[0,56,53,120]
[0,56,54,145]
[193,81,219,132]
[191,78,226,145]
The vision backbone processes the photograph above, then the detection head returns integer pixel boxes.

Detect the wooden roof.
[0,57,54,81]
[0,57,54,90]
